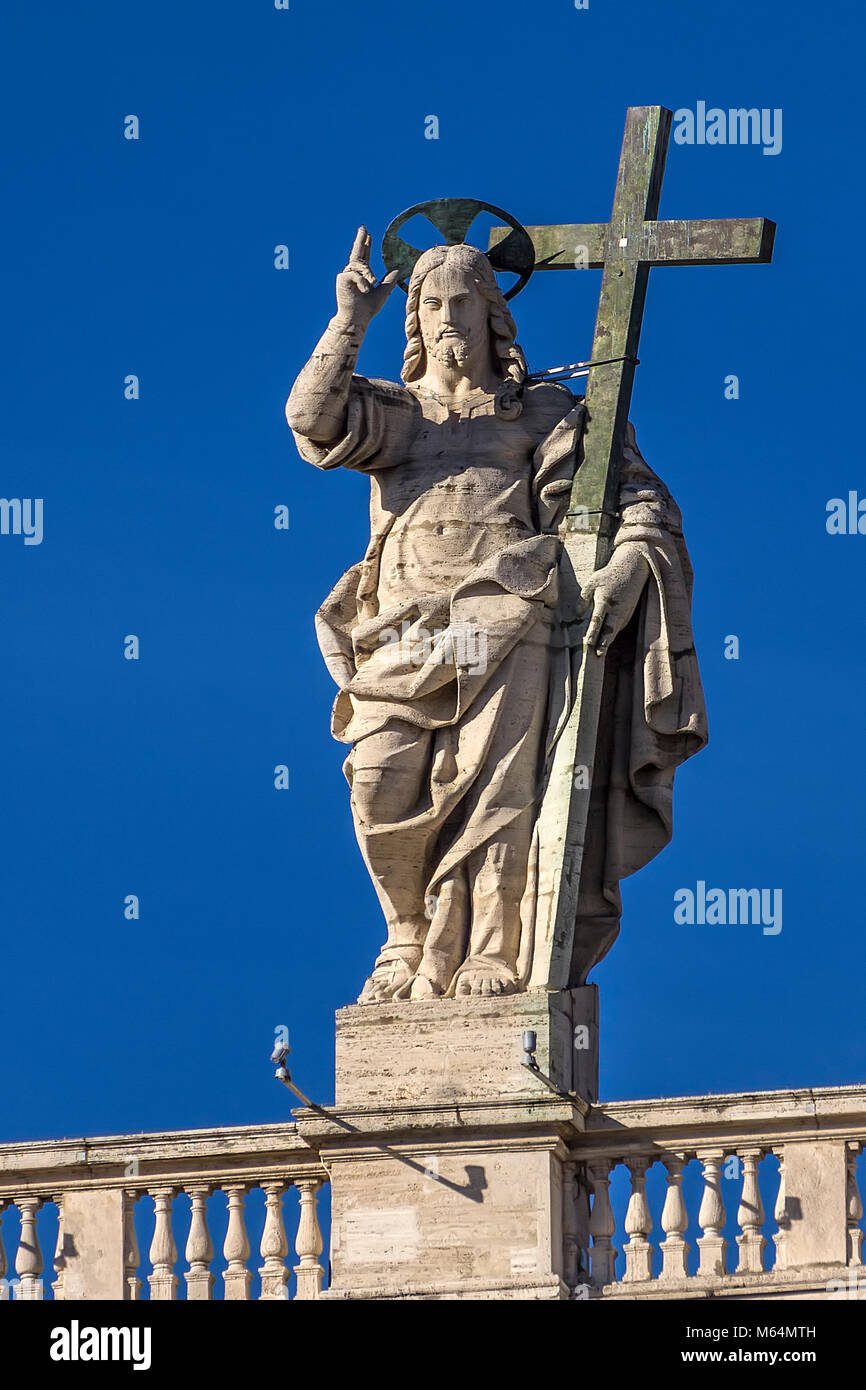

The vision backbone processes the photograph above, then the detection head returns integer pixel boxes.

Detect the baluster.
[124,1190,141,1300]
[659,1154,690,1280]
[0,1198,8,1298]
[184,1186,214,1300]
[846,1143,863,1267]
[772,1148,788,1270]
[293,1179,324,1300]
[622,1157,653,1282]
[147,1189,178,1300]
[696,1151,727,1278]
[259,1183,289,1300]
[587,1160,617,1287]
[736,1149,766,1274]
[15,1197,44,1299]
[223,1187,251,1300]
[562,1164,580,1290]
[52,1196,65,1300]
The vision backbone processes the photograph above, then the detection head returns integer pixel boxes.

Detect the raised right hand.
[334,226,401,330]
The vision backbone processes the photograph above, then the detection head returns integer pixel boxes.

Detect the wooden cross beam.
[489,105,775,991]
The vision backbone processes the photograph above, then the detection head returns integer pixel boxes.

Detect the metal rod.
[527,353,640,383]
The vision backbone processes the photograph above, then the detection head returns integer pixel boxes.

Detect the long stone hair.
[401,244,527,419]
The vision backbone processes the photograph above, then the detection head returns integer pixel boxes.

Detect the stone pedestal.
[777,1140,849,1269]
[307,988,597,1301]
[334,986,598,1108]
[59,1189,130,1300]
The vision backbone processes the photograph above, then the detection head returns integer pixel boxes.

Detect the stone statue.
[287,226,707,1004]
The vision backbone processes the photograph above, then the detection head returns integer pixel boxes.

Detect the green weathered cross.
[490,105,775,991]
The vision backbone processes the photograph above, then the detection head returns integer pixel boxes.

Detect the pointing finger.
[350,226,368,263]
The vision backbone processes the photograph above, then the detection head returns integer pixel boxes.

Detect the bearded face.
[417,263,491,373]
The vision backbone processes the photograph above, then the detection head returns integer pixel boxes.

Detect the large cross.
[490,105,775,991]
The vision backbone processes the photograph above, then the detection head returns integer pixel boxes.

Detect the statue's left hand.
[578,544,650,656]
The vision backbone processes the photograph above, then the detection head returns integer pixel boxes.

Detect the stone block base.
[334,986,598,1108]
[310,989,596,1300]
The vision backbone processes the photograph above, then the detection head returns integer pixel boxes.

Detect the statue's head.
[402,244,527,418]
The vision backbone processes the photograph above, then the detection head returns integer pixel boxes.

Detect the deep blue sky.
[1,0,863,1143]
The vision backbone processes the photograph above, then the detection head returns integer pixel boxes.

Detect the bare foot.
[453,962,517,997]
[407,974,443,1000]
[357,954,419,1004]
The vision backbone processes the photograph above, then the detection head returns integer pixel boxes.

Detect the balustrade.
[1,1085,864,1302]
[584,1136,865,1294]
[0,1123,328,1301]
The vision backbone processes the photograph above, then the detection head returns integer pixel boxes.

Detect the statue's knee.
[352,768,418,825]
[351,768,385,825]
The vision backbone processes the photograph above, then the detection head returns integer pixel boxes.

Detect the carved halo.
[381,197,536,301]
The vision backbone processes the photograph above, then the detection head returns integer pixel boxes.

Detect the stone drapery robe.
[292,376,707,990]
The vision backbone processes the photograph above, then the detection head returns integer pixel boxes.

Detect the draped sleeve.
[291,376,421,474]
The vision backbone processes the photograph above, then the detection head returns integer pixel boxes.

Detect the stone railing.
[3,1082,864,1301]
[0,1122,328,1301]
[575,1083,866,1300]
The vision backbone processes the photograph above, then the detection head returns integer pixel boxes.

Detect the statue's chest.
[386,409,537,510]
